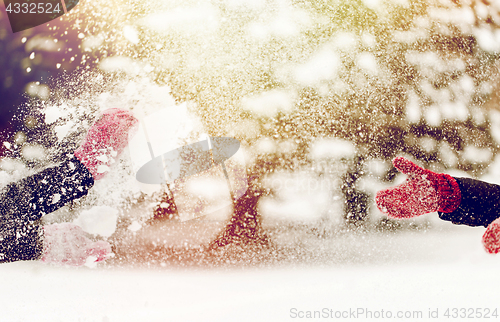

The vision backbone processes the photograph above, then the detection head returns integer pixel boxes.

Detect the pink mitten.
[74,108,138,180]
[375,157,461,219]
[41,223,112,266]
[483,218,500,254]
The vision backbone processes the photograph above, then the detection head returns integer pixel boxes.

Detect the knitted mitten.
[41,223,111,266]
[375,157,461,219]
[483,218,500,254]
[74,108,138,180]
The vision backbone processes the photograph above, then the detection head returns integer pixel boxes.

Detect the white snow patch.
[439,142,458,168]
[99,56,143,75]
[123,26,139,44]
[293,46,339,86]
[419,136,436,153]
[82,34,104,51]
[459,75,474,92]
[424,106,441,126]
[73,206,119,237]
[0,158,26,172]
[277,139,296,154]
[365,159,390,177]
[96,164,110,174]
[44,105,66,124]
[361,33,376,48]
[54,122,74,141]
[332,32,358,51]
[95,154,109,163]
[224,0,266,10]
[406,90,421,123]
[361,0,380,10]
[51,194,61,204]
[128,221,142,232]
[21,144,46,160]
[473,27,500,53]
[489,110,500,144]
[462,146,492,163]
[83,256,99,269]
[309,138,355,160]
[184,177,230,200]
[475,2,489,20]
[254,138,276,154]
[242,90,294,117]
[356,52,378,75]
[268,7,308,38]
[2,229,500,322]
[139,5,219,35]
[260,171,333,223]
[440,101,468,121]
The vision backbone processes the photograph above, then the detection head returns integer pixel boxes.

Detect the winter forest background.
[1,0,500,320]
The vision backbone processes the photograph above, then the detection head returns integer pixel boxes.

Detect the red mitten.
[375,157,461,219]
[483,218,500,254]
[74,108,138,180]
[42,223,112,266]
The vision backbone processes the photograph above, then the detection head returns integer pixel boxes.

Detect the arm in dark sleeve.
[0,156,94,263]
[438,177,500,227]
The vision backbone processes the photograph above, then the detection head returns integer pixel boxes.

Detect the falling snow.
[1,0,500,319]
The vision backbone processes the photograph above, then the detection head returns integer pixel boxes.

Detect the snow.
[439,143,458,168]
[96,164,111,174]
[130,102,202,162]
[309,139,356,161]
[73,206,119,237]
[123,26,139,45]
[139,5,219,35]
[462,146,493,164]
[0,158,26,174]
[21,144,46,160]
[474,27,500,53]
[43,104,65,124]
[242,90,295,118]
[423,106,442,127]
[293,45,339,86]
[361,0,380,11]
[3,0,500,319]
[1,227,500,321]
[255,138,277,154]
[332,32,358,52]
[128,221,142,232]
[51,193,61,204]
[406,90,421,123]
[54,122,74,141]
[480,154,500,185]
[25,82,50,100]
[245,1,310,39]
[99,56,143,75]
[356,52,378,76]
[260,171,334,223]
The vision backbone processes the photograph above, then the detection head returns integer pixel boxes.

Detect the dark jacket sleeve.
[438,177,500,227]
[0,156,94,263]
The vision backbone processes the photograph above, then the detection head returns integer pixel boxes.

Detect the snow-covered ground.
[2,224,499,322]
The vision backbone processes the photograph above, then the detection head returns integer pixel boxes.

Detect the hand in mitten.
[375,157,461,219]
[74,108,138,180]
[42,223,112,266]
[483,218,500,254]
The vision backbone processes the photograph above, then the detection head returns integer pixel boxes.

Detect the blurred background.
[1,0,500,266]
